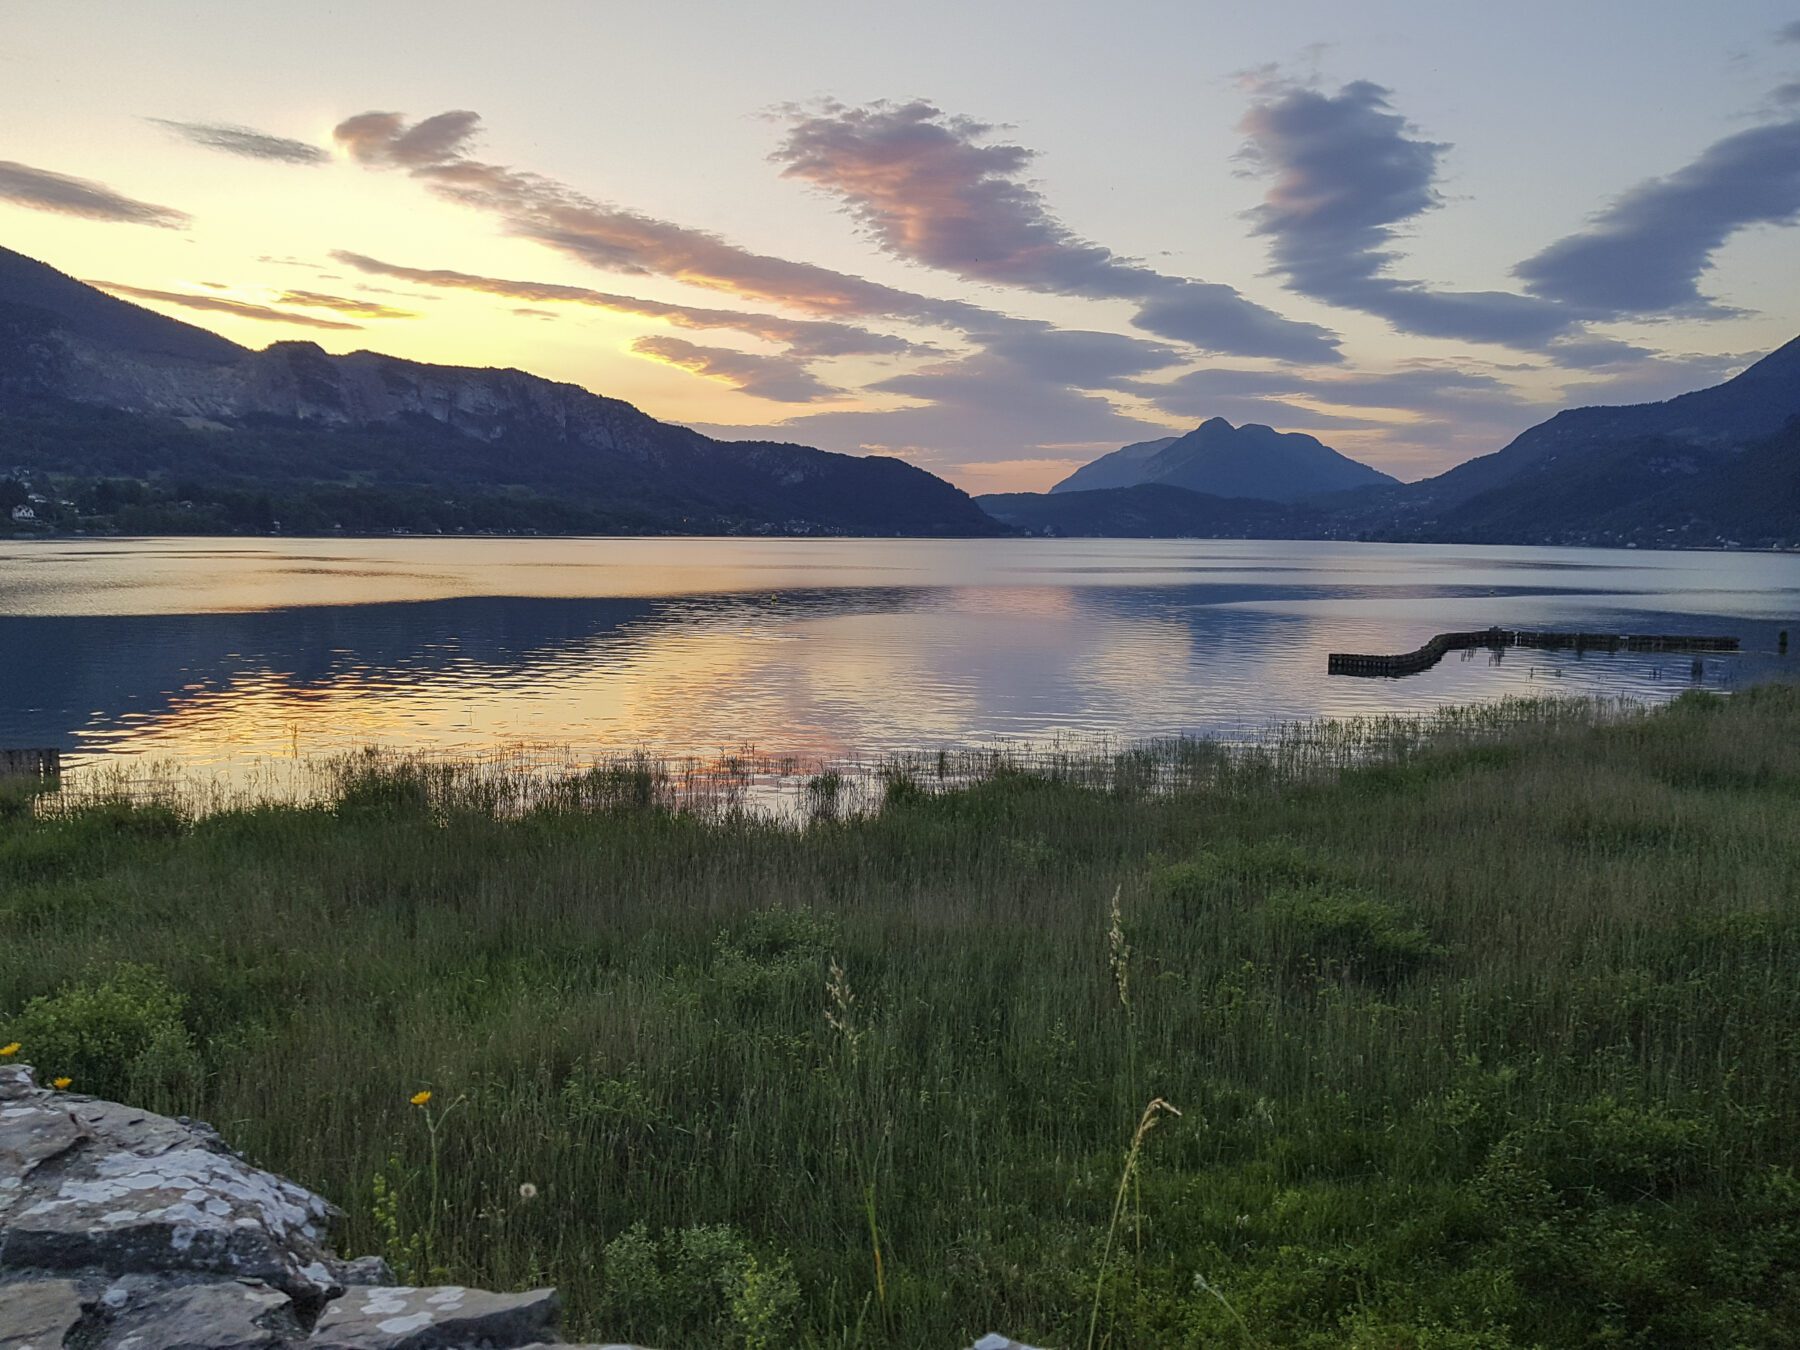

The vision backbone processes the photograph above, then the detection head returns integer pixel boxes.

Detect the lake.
[2,537,1796,785]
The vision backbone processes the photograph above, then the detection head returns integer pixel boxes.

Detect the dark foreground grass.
[4,686,1799,1347]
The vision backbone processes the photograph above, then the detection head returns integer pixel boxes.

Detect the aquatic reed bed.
[2,684,1796,1346]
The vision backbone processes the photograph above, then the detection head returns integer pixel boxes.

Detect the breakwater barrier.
[1327,628,1740,678]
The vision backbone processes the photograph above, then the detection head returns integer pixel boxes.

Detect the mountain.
[978,482,1325,538]
[1051,418,1397,502]
[1400,337,1800,514]
[1024,341,1799,547]
[0,246,1001,538]
[1045,436,1178,492]
[1344,339,1800,547]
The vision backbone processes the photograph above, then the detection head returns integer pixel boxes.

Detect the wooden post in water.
[1781,629,1790,655]
[0,748,61,786]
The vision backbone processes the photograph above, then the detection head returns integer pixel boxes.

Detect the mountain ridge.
[0,245,1001,537]
[1392,336,1800,513]
[5,244,1797,547]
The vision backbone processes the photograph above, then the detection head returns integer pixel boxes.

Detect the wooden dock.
[1327,628,1740,678]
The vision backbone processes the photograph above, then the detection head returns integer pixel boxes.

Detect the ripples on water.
[2,536,1796,794]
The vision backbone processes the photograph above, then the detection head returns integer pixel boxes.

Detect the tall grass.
[3,684,1797,1346]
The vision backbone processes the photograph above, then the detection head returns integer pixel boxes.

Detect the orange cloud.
[630,335,845,403]
[330,110,991,327]
[277,290,419,320]
[89,281,362,330]
[329,250,920,355]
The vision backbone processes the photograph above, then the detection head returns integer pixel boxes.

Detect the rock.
[0,1065,603,1349]
[0,1277,86,1349]
[95,1278,300,1349]
[335,1256,396,1288]
[308,1286,560,1349]
[0,1065,342,1307]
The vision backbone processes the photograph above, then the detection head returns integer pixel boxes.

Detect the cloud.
[331,109,990,328]
[772,99,1341,361]
[1551,349,1752,406]
[331,106,1334,360]
[773,99,1145,296]
[147,119,328,164]
[89,281,363,330]
[1117,360,1550,455]
[276,290,420,320]
[1129,360,1531,418]
[1128,280,1340,357]
[1780,19,1800,42]
[967,324,1183,387]
[630,335,845,403]
[1513,114,1800,317]
[1238,80,1579,348]
[334,110,483,166]
[0,160,189,228]
[1537,334,1657,368]
[698,348,1174,473]
[329,249,922,355]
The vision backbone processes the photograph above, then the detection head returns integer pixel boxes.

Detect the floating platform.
[1327,628,1740,678]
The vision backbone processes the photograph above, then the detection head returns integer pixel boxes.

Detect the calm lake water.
[2,537,1797,783]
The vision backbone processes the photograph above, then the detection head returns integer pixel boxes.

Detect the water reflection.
[1,537,1795,781]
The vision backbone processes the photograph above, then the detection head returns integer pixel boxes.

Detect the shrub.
[599,1220,799,1348]
[709,906,838,1011]
[1266,886,1443,982]
[1477,1098,1716,1208]
[1148,859,1225,918]
[3,962,199,1104]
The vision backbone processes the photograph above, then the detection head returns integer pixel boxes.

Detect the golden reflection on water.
[3,536,1797,786]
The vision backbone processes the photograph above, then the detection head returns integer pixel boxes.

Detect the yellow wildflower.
[0,1042,19,1057]
[52,1076,72,1090]
[410,1090,432,1107]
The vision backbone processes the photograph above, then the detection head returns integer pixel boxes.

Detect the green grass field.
[4,686,1798,1347]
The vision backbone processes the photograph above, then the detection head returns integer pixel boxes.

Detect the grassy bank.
[4,687,1798,1347]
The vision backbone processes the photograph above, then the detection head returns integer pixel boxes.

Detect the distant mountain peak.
[1052,416,1396,502]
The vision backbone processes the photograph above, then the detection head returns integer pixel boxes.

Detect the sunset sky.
[4,1,1800,493]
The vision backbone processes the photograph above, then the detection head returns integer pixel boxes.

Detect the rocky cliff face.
[0,1064,1042,1349]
